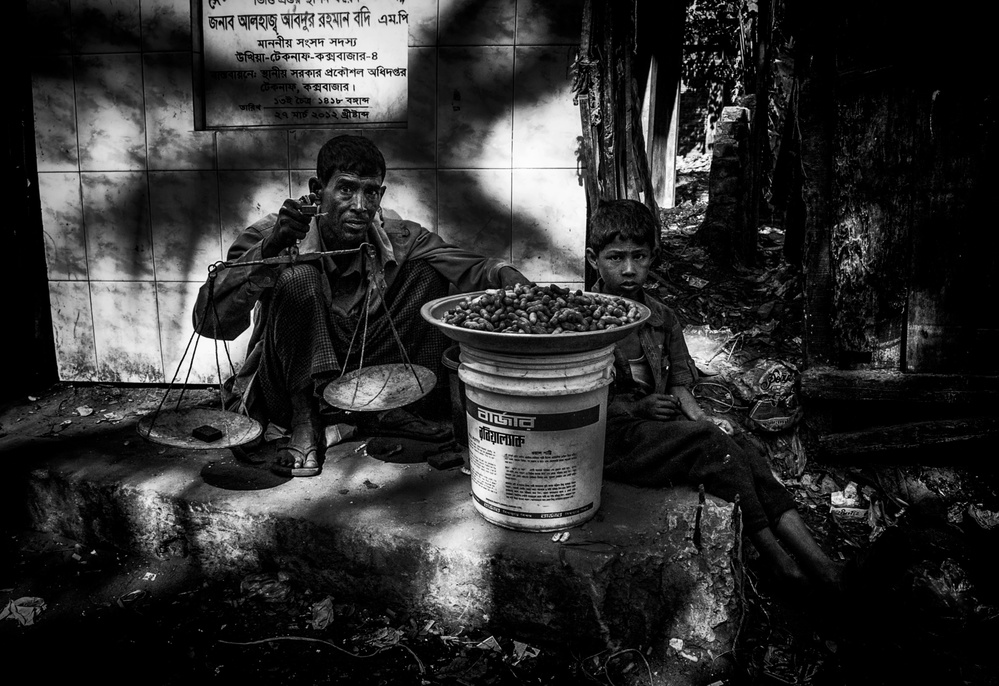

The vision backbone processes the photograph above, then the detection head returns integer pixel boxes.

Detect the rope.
[145,262,222,435]
[333,244,427,409]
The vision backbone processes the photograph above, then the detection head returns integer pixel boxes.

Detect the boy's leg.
[606,417,822,585]
[749,526,809,589]
[604,417,775,534]
[774,509,842,587]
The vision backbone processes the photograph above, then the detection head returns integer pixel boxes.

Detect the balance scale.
[136,242,436,449]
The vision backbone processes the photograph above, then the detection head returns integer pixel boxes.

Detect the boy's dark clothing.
[594,282,796,533]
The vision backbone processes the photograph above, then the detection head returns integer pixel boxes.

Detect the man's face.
[585,237,654,298]
[315,171,385,248]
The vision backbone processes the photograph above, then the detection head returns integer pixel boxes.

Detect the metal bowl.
[323,363,437,412]
[136,407,263,449]
[420,291,651,354]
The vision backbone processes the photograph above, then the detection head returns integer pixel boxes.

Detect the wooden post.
[747,0,771,258]
[574,0,662,287]
[645,61,682,210]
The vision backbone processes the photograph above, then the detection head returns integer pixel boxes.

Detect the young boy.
[587,199,840,592]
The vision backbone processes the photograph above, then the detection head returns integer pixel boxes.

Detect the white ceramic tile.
[91,281,164,382]
[290,170,317,197]
[516,0,585,45]
[439,0,515,45]
[438,169,511,262]
[81,172,154,280]
[513,46,583,169]
[511,168,586,283]
[218,170,292,250]
[38,172,88,281]
[141,0,191,52]
[366,47,437,168]
[47,280,98,381]
[26,0,73,55]
[217,130,291,170]
[144,52,216,170]
[158,281,252,385]
[75,54,147,171]
[290,129,338,174]
[403,0,439,46]
[32,55,79,172]
[149,171,223,281]
[72,0,142,53]
[438,47,514,168]
[381,169,438,233]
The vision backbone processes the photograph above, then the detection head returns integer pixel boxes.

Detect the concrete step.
[10,405,742,686]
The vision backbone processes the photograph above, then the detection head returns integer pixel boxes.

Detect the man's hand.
[262,198,314,258]
[498,266,533,289]
[632,393,683,421]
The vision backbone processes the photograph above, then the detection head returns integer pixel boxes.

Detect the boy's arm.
[669,385,707,421]
[670,384,737,434]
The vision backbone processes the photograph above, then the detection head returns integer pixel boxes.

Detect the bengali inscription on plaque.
[202,0,408,128]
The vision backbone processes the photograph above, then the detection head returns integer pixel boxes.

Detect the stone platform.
[4,387,742,686]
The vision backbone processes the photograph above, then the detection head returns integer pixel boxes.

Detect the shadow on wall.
[29,0,636,659]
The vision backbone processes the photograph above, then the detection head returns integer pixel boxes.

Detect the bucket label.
[467,398,600,432]
[466,398,604,523]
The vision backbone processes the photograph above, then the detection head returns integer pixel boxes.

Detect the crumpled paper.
[0,597,46,626]
[309,596,335,630]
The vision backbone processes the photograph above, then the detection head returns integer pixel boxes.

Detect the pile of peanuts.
[440,284,644,334]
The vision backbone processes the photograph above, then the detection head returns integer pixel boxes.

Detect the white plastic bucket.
[457,344,615,531]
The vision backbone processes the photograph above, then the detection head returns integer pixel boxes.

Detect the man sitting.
[194,135,529,476]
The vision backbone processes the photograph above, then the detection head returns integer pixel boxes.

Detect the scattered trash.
[117,589,149,608]
[912,557,974,614]
[512,639,540,663]
[966,503,999,530]
[143,572,157,581]
[685,275,710,289]
[830,482,868,521]
[361,626,403,648]
[240,571,293,603]
[831,482,862,507]
[309,596,335,630]
[76,406,94,417]
[476,635,503,653]
[0,597,46,626]
[551,531,570,543]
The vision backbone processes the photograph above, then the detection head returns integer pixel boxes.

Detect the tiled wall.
[29,0,586,384]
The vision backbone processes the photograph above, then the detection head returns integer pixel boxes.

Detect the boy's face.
[586,237,655,298]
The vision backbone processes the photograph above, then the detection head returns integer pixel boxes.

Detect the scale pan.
[136,408,263,449]
[323,363,437,412]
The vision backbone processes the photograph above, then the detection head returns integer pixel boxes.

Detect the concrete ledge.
[22,434,742,684]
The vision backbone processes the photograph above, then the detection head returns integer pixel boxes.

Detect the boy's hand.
[633,393,683,421]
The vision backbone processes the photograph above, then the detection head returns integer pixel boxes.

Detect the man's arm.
[193,196,316,340]
[402,226,532,291]
[192,216,280,340]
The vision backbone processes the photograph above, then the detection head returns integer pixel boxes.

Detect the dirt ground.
[3,171,999,684]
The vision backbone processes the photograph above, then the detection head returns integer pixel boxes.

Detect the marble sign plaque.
[201,0,408,128]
